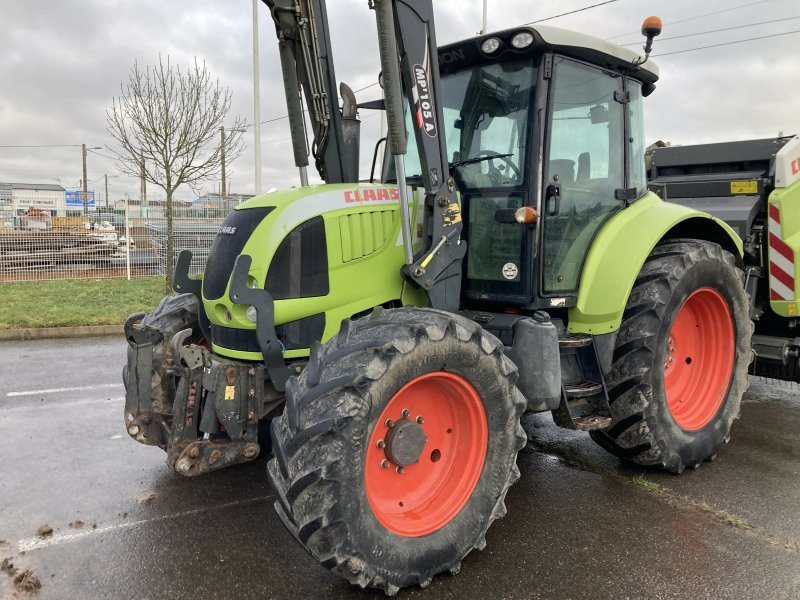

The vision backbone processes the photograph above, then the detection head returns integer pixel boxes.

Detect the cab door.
[540,57,626,296]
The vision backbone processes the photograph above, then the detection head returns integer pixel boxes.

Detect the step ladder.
[552,333,613,431]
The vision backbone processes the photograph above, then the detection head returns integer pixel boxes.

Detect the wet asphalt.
[0,336,798,599]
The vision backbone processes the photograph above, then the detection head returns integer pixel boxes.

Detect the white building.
[9,183,67,216]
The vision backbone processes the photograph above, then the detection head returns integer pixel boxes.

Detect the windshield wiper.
[449,153,513,170]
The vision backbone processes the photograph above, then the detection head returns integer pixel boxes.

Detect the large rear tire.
[267,307,526,594]
[590,240,751,473]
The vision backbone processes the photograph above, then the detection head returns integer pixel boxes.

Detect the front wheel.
[267,307,526,594]
[590,240,751,473]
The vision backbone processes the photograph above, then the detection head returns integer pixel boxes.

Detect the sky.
[0,0,797,202]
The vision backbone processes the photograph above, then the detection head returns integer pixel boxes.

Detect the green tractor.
[123,2,751,594]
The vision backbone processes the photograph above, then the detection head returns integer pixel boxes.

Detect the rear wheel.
[267,307,526,594]
[590,240,751,473]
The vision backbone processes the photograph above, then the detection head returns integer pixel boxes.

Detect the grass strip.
[0,278,168,329]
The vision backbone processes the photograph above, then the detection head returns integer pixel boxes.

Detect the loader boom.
[372,0,466,311]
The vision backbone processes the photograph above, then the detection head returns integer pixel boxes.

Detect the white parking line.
[1,397,123,412]
[6,383,122,397]
[16,495,274,552]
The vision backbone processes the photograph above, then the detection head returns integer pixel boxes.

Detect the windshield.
[388,57,537,189]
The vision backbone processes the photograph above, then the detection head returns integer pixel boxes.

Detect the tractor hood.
[200,183,425,361]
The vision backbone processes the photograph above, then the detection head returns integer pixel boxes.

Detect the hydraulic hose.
[372,0,407,157]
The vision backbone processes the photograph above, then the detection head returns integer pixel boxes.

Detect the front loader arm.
[372,0,466,312]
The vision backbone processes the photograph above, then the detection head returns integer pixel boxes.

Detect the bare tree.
[107,56,245,291]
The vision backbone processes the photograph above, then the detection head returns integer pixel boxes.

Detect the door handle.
[546,184,561,216]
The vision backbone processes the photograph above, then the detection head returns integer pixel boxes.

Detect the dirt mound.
[36,525,53,538]
[1,557,17,576]
[14,569,42,592]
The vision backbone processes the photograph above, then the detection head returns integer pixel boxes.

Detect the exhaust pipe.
[339,83,361,184]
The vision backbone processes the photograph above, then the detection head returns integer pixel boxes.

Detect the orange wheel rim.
[664,288,734,430]
[365,372,488,537]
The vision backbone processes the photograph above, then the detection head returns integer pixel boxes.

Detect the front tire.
[267,307,526,594]
[590,240,751,473]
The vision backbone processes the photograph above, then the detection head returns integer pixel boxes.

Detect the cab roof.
[438,24,659,85]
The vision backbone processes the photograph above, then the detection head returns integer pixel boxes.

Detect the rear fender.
[568,192,742,334]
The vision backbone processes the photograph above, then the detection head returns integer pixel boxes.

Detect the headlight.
[481,37,502,54]
[246,305,258,322]
[511,31,534,49]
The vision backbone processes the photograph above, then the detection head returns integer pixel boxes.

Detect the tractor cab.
[385,25,658,310]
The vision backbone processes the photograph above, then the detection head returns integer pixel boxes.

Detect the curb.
[0,325,124,342]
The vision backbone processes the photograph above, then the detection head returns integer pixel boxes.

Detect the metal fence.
[0,210,222,282]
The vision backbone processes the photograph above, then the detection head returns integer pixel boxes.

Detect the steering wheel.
[473,150,522,183]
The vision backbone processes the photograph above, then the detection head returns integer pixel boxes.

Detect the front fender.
[568,192,743,334]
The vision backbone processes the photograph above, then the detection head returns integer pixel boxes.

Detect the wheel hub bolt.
[376,439,386,449]
[385,418,395,428]
[396,466,405,475]
[401,408,410,418]
[381,459,390,469]
[416,416,424,424]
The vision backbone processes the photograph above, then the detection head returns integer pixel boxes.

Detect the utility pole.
[253,0,263,195]
[104,174,109,209]
[481,0,488,34]
[220,127,227,200]
[82,143,89,216]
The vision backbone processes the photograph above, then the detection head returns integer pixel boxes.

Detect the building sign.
[17,197,57,208]
[66,190,96,210]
